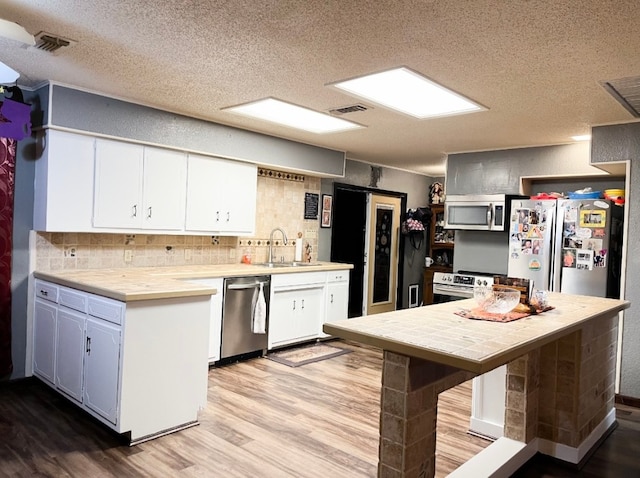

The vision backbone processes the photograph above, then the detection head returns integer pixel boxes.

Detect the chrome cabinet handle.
[226,212,230,222]
[216,211,220,222]
[132,204,137,217]
[86,336,91,354]
[293,300,296,310]
[330,293,334,303]
[302,299,305,309]
[40,290,48,296]
[147,206,152,218]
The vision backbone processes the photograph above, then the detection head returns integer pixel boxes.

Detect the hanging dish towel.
[252,282,267,334]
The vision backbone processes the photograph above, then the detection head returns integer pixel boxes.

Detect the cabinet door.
[223,161,257,234]
[142,147,187,230]
[268,289,299,347]
[33,299,57,385]
[55,308,85,403]
[325,282,349,323]
[33,130,96,232]
[185,154,222,231]
[84,318,121,424]
[93,139,144,228]
[297,287,324,339]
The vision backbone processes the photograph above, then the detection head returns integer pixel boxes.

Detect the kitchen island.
[323,292,629,477]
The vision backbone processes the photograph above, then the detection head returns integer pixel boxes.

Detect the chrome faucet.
[268,228,288,263]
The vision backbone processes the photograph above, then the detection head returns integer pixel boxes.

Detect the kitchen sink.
[257,262,316,268]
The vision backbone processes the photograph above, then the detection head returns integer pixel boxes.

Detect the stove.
[432,271,495,300]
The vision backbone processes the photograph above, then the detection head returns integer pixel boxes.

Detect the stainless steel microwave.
[444,194,526,231]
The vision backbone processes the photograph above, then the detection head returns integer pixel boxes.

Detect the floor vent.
[601,76,640,118]
[33,32,75,53]
[328,104,370,115]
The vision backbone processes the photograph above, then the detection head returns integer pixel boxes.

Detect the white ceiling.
[1,1,639,176]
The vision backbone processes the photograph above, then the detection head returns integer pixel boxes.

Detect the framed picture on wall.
[321,194,333,228]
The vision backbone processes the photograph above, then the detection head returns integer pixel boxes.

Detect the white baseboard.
[537,408,616,464]
[449,411,615,477]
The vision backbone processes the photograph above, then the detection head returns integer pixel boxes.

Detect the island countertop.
[323,292,629,374]
[34,261,353,302]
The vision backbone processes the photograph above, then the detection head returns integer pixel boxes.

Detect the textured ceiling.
[1,0,640,175]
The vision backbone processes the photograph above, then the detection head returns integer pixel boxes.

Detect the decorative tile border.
[258,167,305,182]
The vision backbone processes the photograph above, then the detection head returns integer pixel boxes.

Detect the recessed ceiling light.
[330,67,486,119]
[571,134,591,141]
[223,98,364,134]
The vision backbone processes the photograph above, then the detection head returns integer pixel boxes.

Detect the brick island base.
[378,314,618,478]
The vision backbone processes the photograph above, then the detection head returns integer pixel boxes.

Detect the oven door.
[432,284,473,304]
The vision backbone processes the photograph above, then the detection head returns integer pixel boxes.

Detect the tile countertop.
[34,262,353,302]
[323,292,629,374]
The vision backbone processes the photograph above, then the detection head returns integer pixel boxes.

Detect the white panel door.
[34,129,96,232]
[84,317,121,424]
[142,147,187,230]
[55,308,86,403]
[325,282,349,323]
[268,290,299,347]
[184,154,222,231]
[93,139,144,228]
[297,287,324,339]
[223,160,257,234]
[33,299,57,385]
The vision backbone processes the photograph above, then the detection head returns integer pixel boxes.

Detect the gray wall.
[592,123,640,398]
[319,159,433,308]
[446,142,595,195]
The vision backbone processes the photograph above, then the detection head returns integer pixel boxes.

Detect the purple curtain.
[0,137,16,377]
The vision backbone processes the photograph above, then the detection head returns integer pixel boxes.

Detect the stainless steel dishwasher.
[220,275,270,360]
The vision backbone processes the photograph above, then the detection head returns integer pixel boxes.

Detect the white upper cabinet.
[34,130,256,235]
[33,130,96,232]
[185,154,257,235]
[141,147,187,230]
[93,140,186,230]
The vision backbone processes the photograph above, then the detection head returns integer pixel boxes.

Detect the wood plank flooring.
[0,339,638,477]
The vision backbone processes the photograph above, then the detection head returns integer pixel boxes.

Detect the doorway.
[330,183,406,317]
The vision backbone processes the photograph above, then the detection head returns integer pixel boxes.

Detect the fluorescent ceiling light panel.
[223,98,364,134]
[571,134,591,141]
[332,67,485,119]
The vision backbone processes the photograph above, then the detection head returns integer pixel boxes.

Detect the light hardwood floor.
[3,340,637,477]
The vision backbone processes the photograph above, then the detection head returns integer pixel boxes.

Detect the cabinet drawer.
[35,280,59,303]
[59,287,88,313]
[326,270,350,283]
[272,271,326,288]
[88,296,124,325]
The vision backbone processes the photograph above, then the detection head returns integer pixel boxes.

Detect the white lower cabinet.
[55,309,86,403]
[322,270,350,337]
[33,299,57,385]
[84,317,121,424]
[32,278,210,444]
[268,272,327,349]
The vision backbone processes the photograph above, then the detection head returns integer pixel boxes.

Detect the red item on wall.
[0,137,16,377]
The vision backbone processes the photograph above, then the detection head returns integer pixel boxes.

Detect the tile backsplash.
[35,171,321,271]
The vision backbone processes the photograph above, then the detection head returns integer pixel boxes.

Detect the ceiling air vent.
[33,32,74,53]
[601,76,640,118]
[328,104,370,115]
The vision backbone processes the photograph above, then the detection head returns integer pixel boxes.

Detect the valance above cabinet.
[33,129,257,236]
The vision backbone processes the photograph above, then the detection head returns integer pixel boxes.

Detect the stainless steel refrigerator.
[507,198,623,298]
